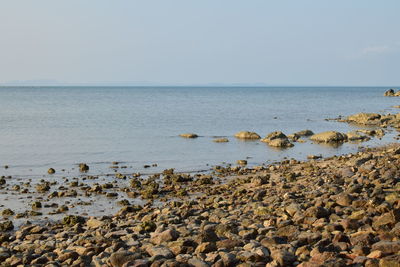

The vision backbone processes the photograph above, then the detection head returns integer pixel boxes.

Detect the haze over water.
[0,86,399,177]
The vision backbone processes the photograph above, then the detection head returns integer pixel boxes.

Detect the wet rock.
[268,138,294,148]
[347,131,370,141]
[310,131,347,143]
[0,221,13,231]
[384,89,396,96]
[36,183,50,193]
[234,131,261,140]
[237,160,247,166]
[79,163,89,172]
[213,138,229,143]
[261,131,294,148]
[179,133,198,138]
[347,113,381,125]
[48,168,55,174]
[295,129,314,136]
[1,209,14,216]
[31,201,42,209]
[62,215,85,226]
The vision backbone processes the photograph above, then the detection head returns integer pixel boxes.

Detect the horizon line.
[0,82,398,88]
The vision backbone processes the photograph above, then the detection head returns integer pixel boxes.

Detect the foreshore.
[1,141,400,266]
[1,106,400,266]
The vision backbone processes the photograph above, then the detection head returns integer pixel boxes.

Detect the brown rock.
[234,131,261,140]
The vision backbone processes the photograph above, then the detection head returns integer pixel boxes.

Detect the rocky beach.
[1,0,399,264]
[1,100,400,266]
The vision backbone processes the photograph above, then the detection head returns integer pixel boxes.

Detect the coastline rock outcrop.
[310,131,347,143]
[346,113,381,125]
[340,112,400,129]
[384,88,400,96]
[234,131,261,140]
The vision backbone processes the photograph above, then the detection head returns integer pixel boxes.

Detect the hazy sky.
[0,1,399,86]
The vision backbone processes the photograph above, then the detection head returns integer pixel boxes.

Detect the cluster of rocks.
[1,145,400,266]
[343,113,400,129]
[383,89,400,97]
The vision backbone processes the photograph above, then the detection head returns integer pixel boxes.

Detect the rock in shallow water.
[310,131,347,143]
[179,133,198,138]
[234,131,261,140]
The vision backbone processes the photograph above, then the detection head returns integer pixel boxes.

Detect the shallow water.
[0,86,399,177]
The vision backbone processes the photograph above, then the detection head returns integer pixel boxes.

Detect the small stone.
[109,251,140,267]
[86,218,104,229]
[270,249,296,266]
[213,138,229,143]
[150,228,180,245]
[195,242,217,254]
[179,133,198,138]
[79,163,89,172]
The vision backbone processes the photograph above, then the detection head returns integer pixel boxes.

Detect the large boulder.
[384,89,396,96]
[234,131,261,140]
[347,113,381,125]
[261,131,293,148]
[268,138,294,148]
[261,131,287,143]
[310,131,347,143]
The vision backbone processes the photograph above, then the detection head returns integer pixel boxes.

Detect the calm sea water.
[0,86,399,177]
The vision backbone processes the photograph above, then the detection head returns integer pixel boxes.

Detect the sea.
[0,86,399,178]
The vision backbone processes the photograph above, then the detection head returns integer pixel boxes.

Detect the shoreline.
[1,142,400,266]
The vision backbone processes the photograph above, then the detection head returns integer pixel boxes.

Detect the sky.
[0,1,399,86]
